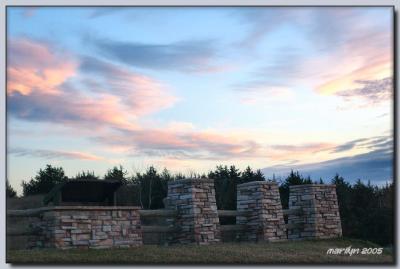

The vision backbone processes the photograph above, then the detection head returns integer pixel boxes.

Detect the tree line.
[7,164,393,246]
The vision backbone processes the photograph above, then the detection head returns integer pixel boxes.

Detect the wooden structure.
[43,180,122,206]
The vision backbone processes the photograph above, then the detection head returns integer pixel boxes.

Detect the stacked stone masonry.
[288,184,342,240]
[28,206,142,249]
[165,178,221,245]
[236,181,287,242]
[26,180,343,249]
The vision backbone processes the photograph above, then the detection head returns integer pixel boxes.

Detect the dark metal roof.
[43,180,122,205]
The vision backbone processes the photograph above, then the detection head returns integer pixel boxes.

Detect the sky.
[7,7,393,194]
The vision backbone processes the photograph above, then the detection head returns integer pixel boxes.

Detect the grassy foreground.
[7,238,393,264]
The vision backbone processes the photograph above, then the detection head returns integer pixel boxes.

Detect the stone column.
[236,181,287,242]
[288,184,342,240]
[166,178,220,245]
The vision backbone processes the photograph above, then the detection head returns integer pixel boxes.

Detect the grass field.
[7,238,394,264]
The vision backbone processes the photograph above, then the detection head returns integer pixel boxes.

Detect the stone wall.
[25,181,343,249]
[288,184,342,240]
[28,206,142,249]
[236,181,287,242]
[165,178,220,245]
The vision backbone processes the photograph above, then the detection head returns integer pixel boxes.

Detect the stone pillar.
[236,181,287,242]
[166,178,220,245]
[288,184,342,240]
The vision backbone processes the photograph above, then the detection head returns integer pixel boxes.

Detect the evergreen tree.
[74,170,99,180]
[22,165,68,196]
[254,169,266,181]
[7,180,17,198]
[104,165,128,184]
[134,166,167,209]
[208,165,230,209]
[279,170,312,209]
[240,166,255,184]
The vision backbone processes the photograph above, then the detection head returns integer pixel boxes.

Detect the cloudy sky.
[7,7,393,193]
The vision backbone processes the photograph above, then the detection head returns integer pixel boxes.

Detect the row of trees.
[332,174,393,246]
[18,165,129,197]
[8,164,393,246]
[15,164,267,210]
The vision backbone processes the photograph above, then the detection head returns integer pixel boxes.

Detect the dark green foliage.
[21,165,68,196]
[209,165,263,210]
[19,164,393,246]
[332,176,393,246]
[278,170,393,246]
[331,173,353,239]
[254,169,266,181]
[7,179,17,198]
[239,166,254,184]
[73,170,99,180]
[130,165,265,211]
[279,170,313,209]
[133,166,169,209]
[174,173,186,180]
[104,165,129,184]
[209,165,238,210]
[115,184,141,206]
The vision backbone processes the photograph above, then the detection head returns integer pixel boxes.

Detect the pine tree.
[104,165,128,184]
[22,165,68,196]
[7,179,17,198]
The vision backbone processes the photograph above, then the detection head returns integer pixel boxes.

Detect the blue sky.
[7,7,393,193]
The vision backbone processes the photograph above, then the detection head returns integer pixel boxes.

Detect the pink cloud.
[94,128,262,160]
[335,77,392,108]
[79,56,179,116]
[266,142,336,163]
[7,38,77,95]
[270,143,335,153]
[234,8,392,105]
[313,21,392,96]
[7,38,178,131]
[9,147,103,161]
[93,126,348,165]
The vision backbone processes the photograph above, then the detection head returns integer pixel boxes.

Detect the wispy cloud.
[7,37,178,130]
[335,77,392,107]
[265,142,335,163]
[312,11,392,95]
[88,7,126,18]
[330,138,368,153]
[331,135,392,154]
[9,147,103,161]
[263,134,393,183]
[94,128,262,160]
[262,147,393,183]
[7,38,77,95]
[8,91,138,130]
[232,49,300,103]
[87,35,221,73]
[232,7,392,106]
[233,7,296,48]
[270,143,334,153]
[79,56,179,116]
